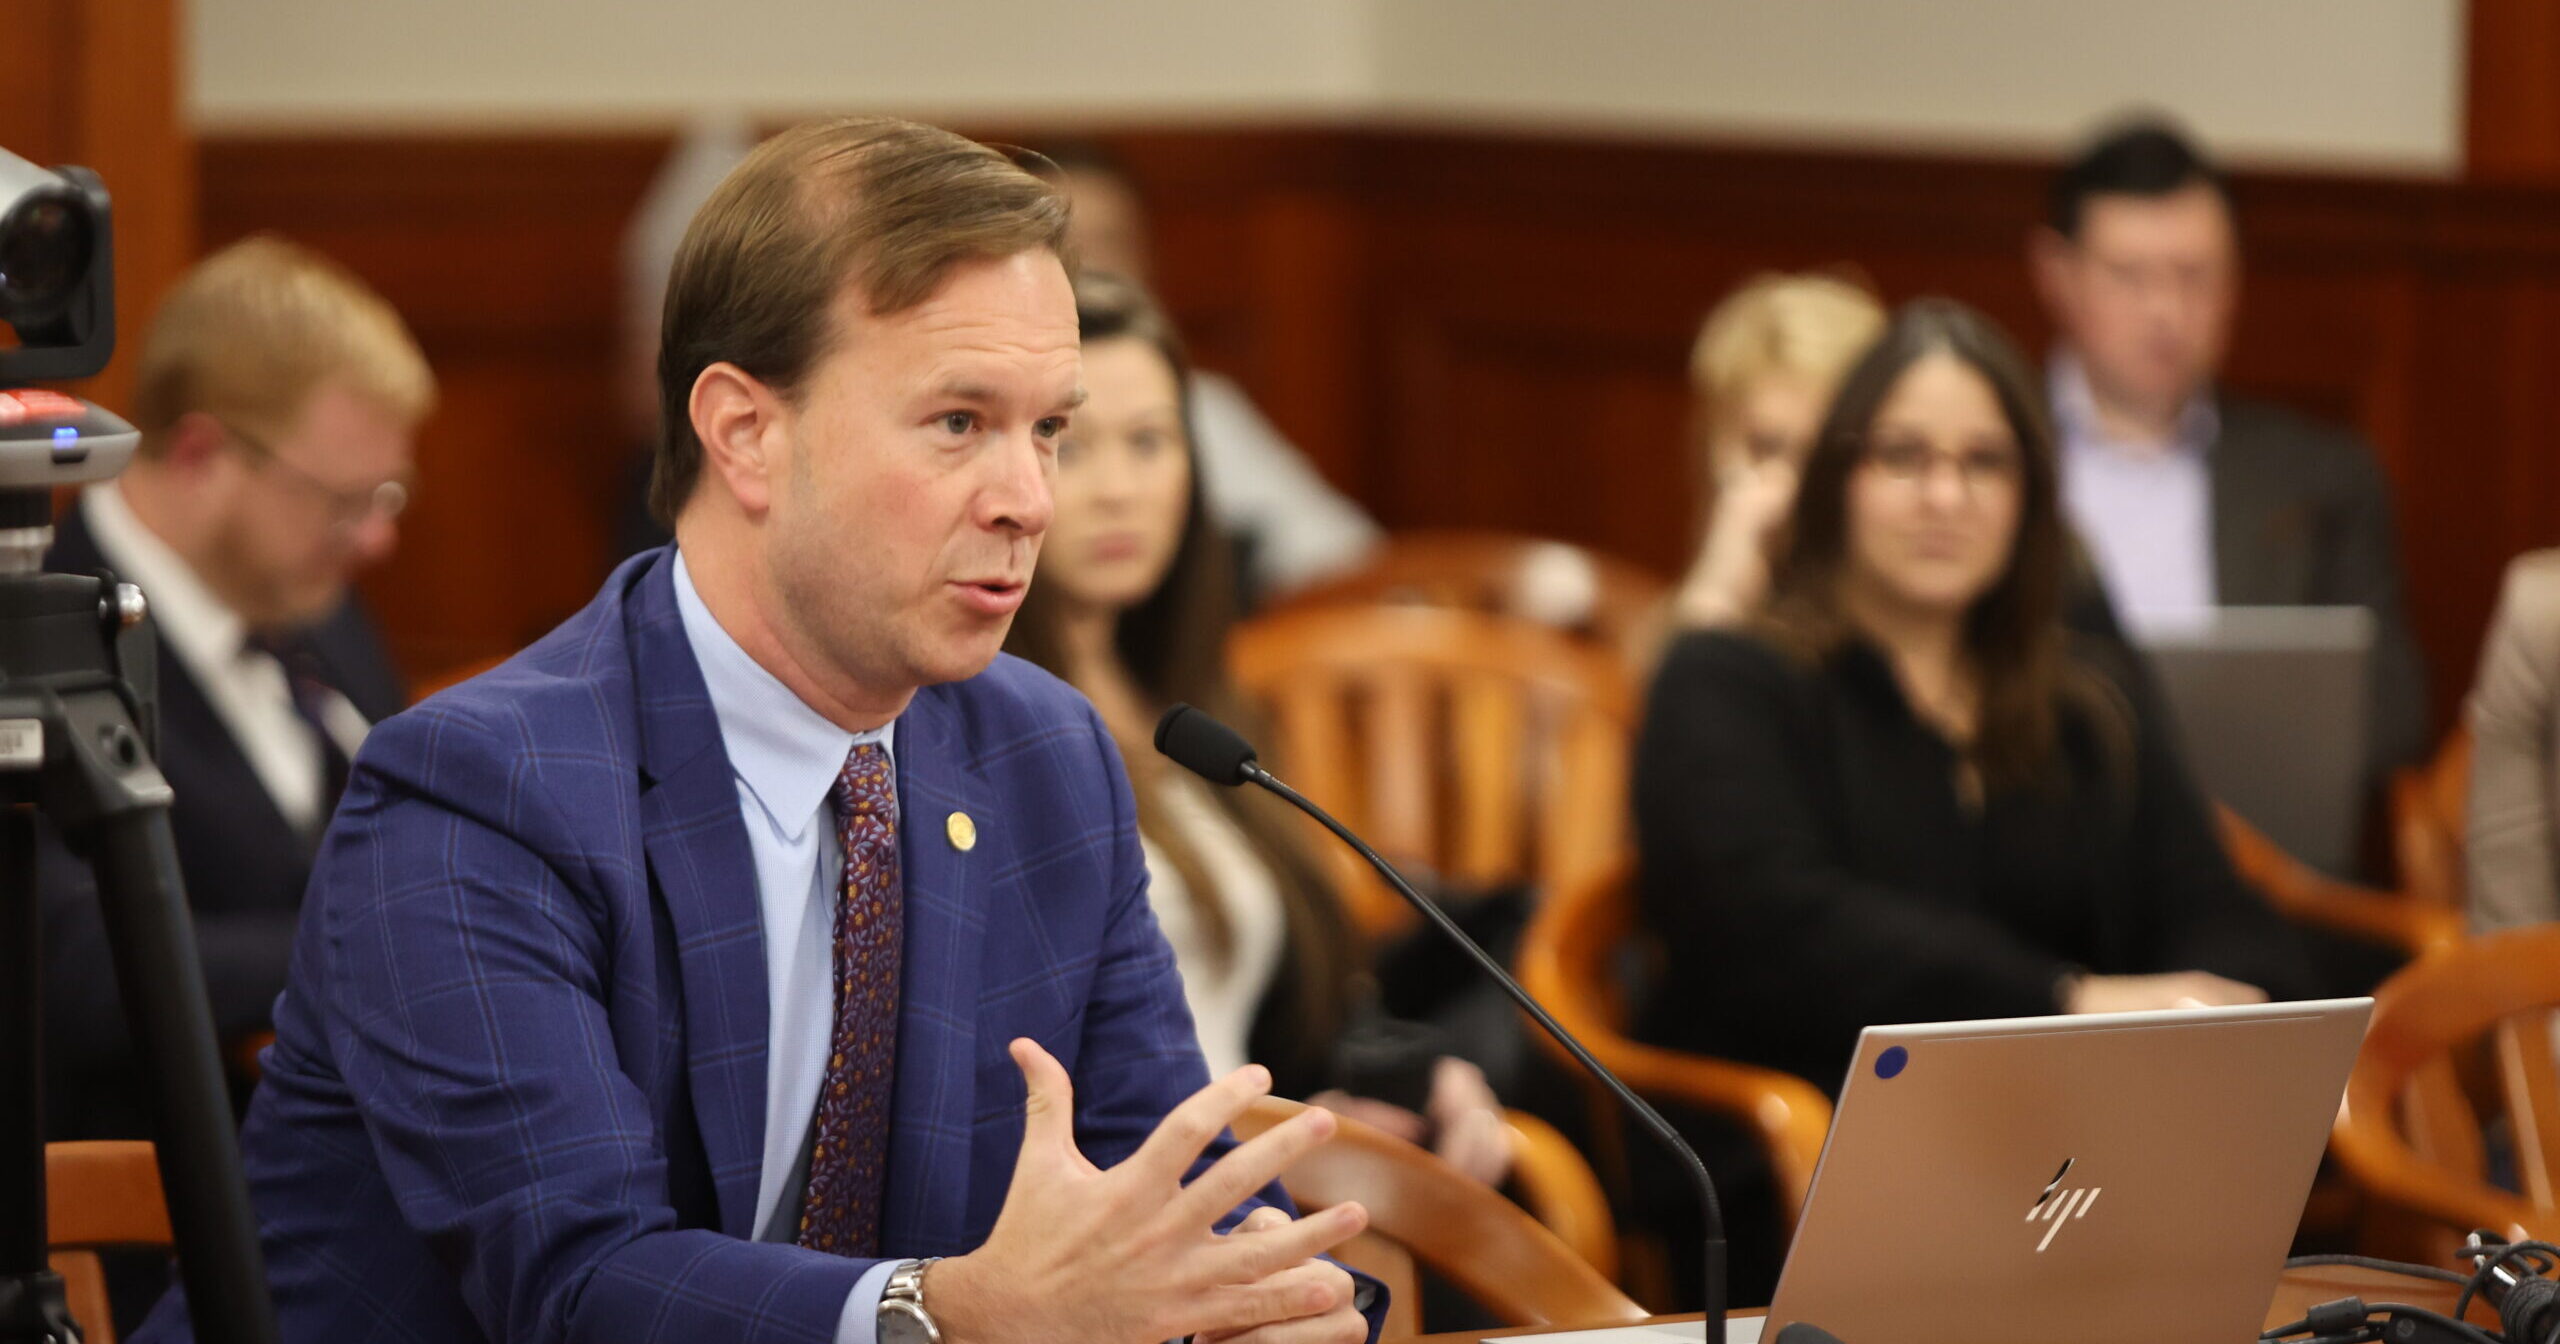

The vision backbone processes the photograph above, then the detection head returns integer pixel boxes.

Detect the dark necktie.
[247,631,352,828]
[794,741,902,1257]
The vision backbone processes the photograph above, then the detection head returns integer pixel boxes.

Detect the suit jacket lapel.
[882,683,992,1254]
[628,557,771,1240]
[2208,401,2307,604]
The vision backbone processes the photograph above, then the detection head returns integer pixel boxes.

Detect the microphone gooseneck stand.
[1153,703,1813,1344]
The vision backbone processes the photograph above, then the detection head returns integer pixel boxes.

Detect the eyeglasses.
[1859,435,2023,494]
[215,418,410,535]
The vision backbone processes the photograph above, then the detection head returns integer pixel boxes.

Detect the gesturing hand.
[925,1039,1372,1344]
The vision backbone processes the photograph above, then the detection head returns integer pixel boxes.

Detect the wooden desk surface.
[1403,1264,2499,1342]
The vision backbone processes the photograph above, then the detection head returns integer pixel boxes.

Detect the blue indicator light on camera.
[51,426,75,441]
[1875,1046,1909,1080]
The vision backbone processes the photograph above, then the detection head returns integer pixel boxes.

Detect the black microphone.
[1154,703,1736,1344]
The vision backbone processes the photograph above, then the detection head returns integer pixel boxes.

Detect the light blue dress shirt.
[672,552,901,1343]
[2051,354,2222,628]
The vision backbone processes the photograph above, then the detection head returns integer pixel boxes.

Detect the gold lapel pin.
[946,811,977,852]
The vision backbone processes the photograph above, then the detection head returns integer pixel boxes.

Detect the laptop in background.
[2135,606,2374,878]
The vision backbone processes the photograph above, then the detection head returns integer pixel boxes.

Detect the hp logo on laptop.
[2026,1158,2101,1252]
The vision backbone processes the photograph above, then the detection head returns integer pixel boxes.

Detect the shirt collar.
[78,482,253,671]
[2047,351,2220,458]
[670,550,892,843]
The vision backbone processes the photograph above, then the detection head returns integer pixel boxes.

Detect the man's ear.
[157,411,230,473]
[690,361,786,518]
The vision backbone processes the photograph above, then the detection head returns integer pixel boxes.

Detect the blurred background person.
[43,234,429,1145]
[40,234,428,1335]
[2466,548,2560,930]
[1004,270,1510,1186]
[2030,117,2428,802]
[1626,296,2311,1304]
[1637,296,2308,1081]
[1670,272,1886,629]
[1040,143,1382,603]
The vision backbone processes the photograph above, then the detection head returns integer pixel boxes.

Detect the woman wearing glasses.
[1633,299,2311,1087]
[1625,298,2312,1308]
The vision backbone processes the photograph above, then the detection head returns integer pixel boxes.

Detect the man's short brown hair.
[131,235,434,457]
[650,116,1072,526]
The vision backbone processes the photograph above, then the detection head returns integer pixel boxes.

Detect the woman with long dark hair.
[1632,298,2311,1093]
[1005,271,1510,1183]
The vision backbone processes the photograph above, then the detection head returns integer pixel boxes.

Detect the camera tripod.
[0,483,277,1344]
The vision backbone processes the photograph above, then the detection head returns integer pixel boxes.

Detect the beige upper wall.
[1374,0,2464,171]
[192,0,2465,171]
[189,0,1382,128]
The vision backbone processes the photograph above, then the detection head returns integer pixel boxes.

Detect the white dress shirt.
[670,551,900,1343]
[78,483,370,833]
[1138,773,1290,1078]
[2050,355,2222,628]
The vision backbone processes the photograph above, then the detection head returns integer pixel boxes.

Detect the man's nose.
[984,436,1054,536]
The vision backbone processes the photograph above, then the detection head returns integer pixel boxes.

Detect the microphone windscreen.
[1154,703,1258,785]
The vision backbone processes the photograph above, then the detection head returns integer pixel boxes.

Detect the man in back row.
[137,116,1378,1344]
[45,236,423,1143]
[2031,118,2429,797]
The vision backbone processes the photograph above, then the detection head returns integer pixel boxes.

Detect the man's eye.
[939,412,976,436]
[1035,416,1069,439]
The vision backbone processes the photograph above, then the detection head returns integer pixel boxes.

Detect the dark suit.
[2206,395,2428,783]
[41,499,407,1140]
[133,548,1383,1344]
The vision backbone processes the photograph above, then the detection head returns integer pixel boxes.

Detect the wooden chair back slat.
[1234,1097,1644,1331]
[1230,606,1636,940]
[2497,1008,2560,1208]
[2335,928,2560,1242]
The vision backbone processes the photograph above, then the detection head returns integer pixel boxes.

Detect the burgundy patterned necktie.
[795,741,902,1256]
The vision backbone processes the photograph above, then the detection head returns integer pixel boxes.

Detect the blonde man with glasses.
[42,234,431,1155]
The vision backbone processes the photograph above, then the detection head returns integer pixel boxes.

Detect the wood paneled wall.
[201,126,2560,733]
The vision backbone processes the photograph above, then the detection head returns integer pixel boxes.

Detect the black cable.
[2288,1254,2474,1287]
[2455,1239,2560,1328]
[2265,1294,2509,1344]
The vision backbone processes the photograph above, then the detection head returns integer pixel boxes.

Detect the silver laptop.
[1747,999,2372,1344]
[2135,606,2374,878]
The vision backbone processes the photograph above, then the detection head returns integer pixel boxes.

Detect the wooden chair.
[2331,926,2560,1251]
[2391,726,2474,914]
[1513,862,1833,1233]
[2216,805,2464,958]
[47,1141,172,1344]
[1275,529,1671,675]
[1229,605,1635,938]
[1233,1096,1646,1335]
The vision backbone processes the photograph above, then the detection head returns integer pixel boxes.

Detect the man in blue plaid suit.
[134,117,1381,1344]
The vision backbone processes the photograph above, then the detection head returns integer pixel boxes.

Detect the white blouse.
[1140,773,1291,1078]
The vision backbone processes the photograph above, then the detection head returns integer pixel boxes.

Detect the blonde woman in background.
[2467,549,2560,930]
[1671,272,1888,628]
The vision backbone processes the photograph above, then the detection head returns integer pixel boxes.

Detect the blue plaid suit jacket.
[134,548,1357,1344]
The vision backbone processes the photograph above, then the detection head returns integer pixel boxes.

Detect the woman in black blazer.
[1631,298,2312,1096]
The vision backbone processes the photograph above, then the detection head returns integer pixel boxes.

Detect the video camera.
[0,145,134,491]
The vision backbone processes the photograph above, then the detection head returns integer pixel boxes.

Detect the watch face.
[879,1298,938,1344]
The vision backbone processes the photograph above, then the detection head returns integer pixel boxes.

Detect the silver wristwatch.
[877,1258,942,1344]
